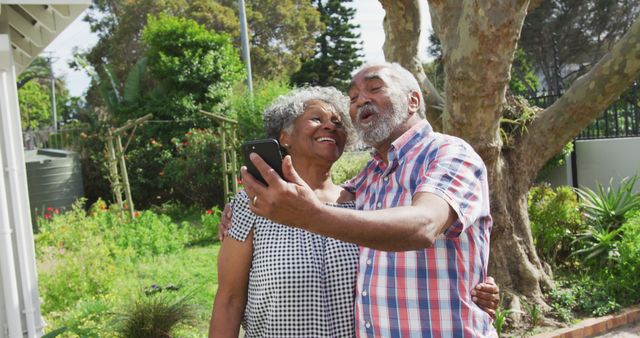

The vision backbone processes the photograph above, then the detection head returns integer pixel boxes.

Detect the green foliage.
[194,207,222,245]
[43,299,113,337]
[115,294,196,338]
[142,14,243,116]
[291,0,363,91]
[36,199,189,314]
[523,301,541,328]
[117,211,188,256]
[163,128,225,208]
[18,80,52,129]
[231,79,292,141]
[37,199,221,336]
[123,138,174,208]
[566,277,621,317]
[330,151,371,184]
[528,185,583,266]
[573,174,640,230]
[509,48,539,96]
[547,287,576,322]
[83,0,320,89]
[493,303,512,337]
[542,193,640,321]
[570,225,623,268]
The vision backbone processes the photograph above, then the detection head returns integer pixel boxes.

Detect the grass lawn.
[39,241,221,337]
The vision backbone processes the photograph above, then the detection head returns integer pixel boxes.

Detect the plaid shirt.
[351,120,496,337]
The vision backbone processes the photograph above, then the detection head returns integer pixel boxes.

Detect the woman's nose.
[322,120,337,130]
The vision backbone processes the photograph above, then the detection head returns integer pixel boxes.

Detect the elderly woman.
[209,87,498,338]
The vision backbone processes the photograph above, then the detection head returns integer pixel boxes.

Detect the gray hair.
[263,86,355,145]
[356,62,425,118]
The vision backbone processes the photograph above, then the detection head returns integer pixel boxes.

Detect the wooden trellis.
[200,110,239,202]
[105,113,153,217]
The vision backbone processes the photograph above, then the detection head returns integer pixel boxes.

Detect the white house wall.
[546,137,640,193]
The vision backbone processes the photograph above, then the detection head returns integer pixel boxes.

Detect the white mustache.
[357,103,379,121]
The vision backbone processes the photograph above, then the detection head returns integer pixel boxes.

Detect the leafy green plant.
[231,79,292,142]
[570,225,623,268]
[331,151,371,184]
[528,185,583,266]
[163,128,225,208]
[199,207,221,243]
[117,210,188,256]
[547,286,576,322]
[115,294,196,338]
[573,174,640,230]
[523,301,541,328]
[493,303,512,337]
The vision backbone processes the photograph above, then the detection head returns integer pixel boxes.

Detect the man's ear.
[407,91,421,116]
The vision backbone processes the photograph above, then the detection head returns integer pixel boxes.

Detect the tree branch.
[517,15,640,175]
[379,0,446,131]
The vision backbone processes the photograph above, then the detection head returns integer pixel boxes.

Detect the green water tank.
[24,148,84,229]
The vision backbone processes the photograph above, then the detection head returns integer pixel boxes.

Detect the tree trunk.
[426,0,554,309]
[379,0,446,131]
[488,150,554,317]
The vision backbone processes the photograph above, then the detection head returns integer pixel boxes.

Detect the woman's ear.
[278,131,290,149]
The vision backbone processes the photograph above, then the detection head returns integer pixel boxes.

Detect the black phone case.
[241,139,284,185]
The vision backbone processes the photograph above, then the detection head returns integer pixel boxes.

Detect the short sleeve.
[228,190,258,242]
[415,141,488,238]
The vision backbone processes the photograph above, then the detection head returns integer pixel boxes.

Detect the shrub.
[117,210,188,256]
[231,79,292,142]
[163,128,225,208]
[189,207,222,245]
[115,294,196,338]
[548,210,640,318]
[331,151,371,185]
[528,185,583,266]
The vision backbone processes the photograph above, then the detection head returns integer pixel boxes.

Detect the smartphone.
[241,138,284,185]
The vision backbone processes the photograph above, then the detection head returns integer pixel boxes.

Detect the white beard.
[355,94,409,146]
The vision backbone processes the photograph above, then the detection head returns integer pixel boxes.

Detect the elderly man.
[241,62,497,337]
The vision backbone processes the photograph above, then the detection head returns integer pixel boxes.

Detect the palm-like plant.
[570,225,624,267]
[573,174,640,230]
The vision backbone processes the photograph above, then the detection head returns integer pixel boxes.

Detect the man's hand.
[471,276,500,319]
[218,203,233,241]
[241,153,323,228]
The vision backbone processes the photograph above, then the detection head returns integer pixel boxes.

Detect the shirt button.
[366,259,372,265]
[365,321,371,329]
[376,202,381,208]
[362,290,368,297]
[384,176,389,181]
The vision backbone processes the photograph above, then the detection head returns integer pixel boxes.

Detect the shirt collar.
[370,119,432,171]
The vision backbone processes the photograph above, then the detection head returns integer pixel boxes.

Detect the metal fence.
[527,81,640,140]
[23,127,85,151]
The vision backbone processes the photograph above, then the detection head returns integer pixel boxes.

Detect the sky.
[43,1,433,97]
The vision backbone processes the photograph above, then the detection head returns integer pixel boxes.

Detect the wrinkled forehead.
[347,66,394,92]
